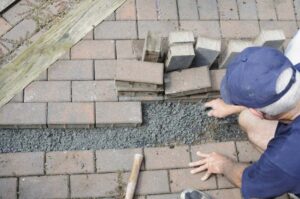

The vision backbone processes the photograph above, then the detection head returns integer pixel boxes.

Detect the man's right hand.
[204,98,246,118]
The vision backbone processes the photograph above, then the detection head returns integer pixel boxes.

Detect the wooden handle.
[125,154,143,199]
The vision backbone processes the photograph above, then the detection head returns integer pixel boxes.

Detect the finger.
[197,151,209,158]
[201,171,212,181]
[190,164,208,174]
[189,159,206,167]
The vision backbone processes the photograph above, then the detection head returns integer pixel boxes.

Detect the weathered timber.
[0,0,126,108]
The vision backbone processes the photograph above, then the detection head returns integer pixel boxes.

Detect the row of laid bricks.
[1,0,300,26]
[0,141,261,198]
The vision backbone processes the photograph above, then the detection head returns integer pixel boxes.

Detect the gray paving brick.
[0,178,17,199]
[144,146,190,169]
[116,0,136,20]
[116,60,164,85]
[9,90,23,102]
[253,29,285,49]
[72,81,118,102]
[197,0,219,20]
[0,103,46,128]
[48,60,93,80]
[157,0,178,20]
[2,0,35,25]
[117,40,144,60]
[237,0,257,20]
[95,60,117,80]
[94,21,137,39]
[274,0,295,20]
[180,21,221,38]
[71,40,115,59]
[217,0,239,20]
[142,32,161,62]
[217,175,235,189]
[168,31,195,46]
[256,0,277,20]
[19,176,68,199]
[165,44,195,72]
[96,148,143,172]
[24,81,71,102]
[259,20,298,38]
[0,0,17,12]
[210,69,226,91]
[46,150,94,174]
[96,102,142,127]
[0,152,44,176]
[47,102,95,128]
[221,20,260,39]
[165,67,211,97]
[178,0,199,20]
[138,21,178,39]
[136,0,157,20]
[295,0,300,20]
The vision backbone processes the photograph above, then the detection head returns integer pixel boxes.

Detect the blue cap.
[221,47,299,108]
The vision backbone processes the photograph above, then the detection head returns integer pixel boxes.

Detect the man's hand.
[189,151,234,181]
[204,98,246,118]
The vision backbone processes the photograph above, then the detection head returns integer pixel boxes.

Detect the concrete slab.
[254,29,286,49]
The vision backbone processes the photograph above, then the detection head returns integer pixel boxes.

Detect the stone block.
[210,69,226,91]
[136,0,157,20]
[116,60,164,85]
[96,148,143,172]
[46,151,94,174]
[254,29,286,49]
[95,60,117,80]
[138,21,178,39]
[47,103,95,128]
[72,81,118,102]
[193,37,221,67]
[237,0,257,20]
[164,67,211,97]
[168,31,195,46]
[116,81,163,92]
[0,178,17,199]
[165,44,195,72]
[0,103,47,128]
[218,0,239,20]
[256,0,277,20]
[142,31,161,62]
[24,81,71,102]
[177,0,199,20]
[156,0,178,20]
[19,176,68,199]
[0,152,44,176]
[0,0,16,12]
[48,60,93,80]
[259,21,298,38]
[96,102,142,127]
[197,0,219,20]
[117,40,144,60]
[220,40,254,68]
[2,0,33,25]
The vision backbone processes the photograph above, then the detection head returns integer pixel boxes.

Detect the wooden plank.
[0,0,126,108]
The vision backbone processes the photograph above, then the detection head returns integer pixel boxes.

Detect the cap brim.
[220,77,232,104]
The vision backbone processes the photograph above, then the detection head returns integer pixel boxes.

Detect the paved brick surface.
[48,60,93,80]
[221,20,260,39]
[217,174,235,189]
[0,103,47,128]
[46,151,94,174]
[210,69,226,91]
[0,178,17,199]
[2,0,33,25]
[96,102,142,127]
[71,40,115,59]
[95,60,117,80]
[136,0,157,20]
[70,173,122,198]
[259,20,299,38]
[0,17,11,37]
[157,0,178,20]
[116,40,144,60]
[206,188,242,199]
[0,152,44,176]
[237,0,257,20]
[116,0,136,20]
[236,141,261,163]
[256,0,277,20]
[95,21,137,39]
[138,21,179,39]
[218,0,239,20]
[170,168,217,192]
[180,21,221,38]
[295,0,300,20]
[19,176,68,199]
[144,146,190,170]
[197,0,219,20]
[72,81,118,102]
[135,170,170,195]
[177,0,199,20]
[96,148,143,172]
[48,102,95,128]
[274,0,295,20]
[147,193,179,199]
[24,81,71,102]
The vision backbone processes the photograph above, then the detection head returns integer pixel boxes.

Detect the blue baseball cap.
[221,47,300,108]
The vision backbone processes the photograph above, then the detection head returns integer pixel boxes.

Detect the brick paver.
[217,0,239,20]
[177,0,199,20]
[0,17,11,37]
[95,21,137,39]
[156,0,178,20]
[71,40,115,59]
[147,193,179,199]
[116,0,136,20]
[0,152,44,176]
[95,60,117,80]
[47,102,95,128]
[256,0,277,20]
[197,0,219,20]
[0,178,17,199]
[46,151,94,174]
[136,0,157,20]
[206,188,242,199]
[19,176,68,199]
[48,60,93,80]
[72,81,118,102]
[221,20,260,39]
[144,146,190,170]
[24,81,71,102]
[138,21,179,39]
[180,21,221,38]
[236,141,261,163]
[259,20,299,38]
[237,0,257,20]
[96,148,143,172]
[274,0,295,20]
[116,40,144,60]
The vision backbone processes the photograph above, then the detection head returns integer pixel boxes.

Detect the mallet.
[125,153,144,199]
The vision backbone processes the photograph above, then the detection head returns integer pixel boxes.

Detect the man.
[182,30,300,199]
